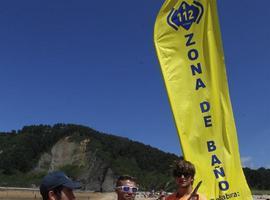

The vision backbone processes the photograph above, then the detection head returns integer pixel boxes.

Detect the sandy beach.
[0,187,269,200]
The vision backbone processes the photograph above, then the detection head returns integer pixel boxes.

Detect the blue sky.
[0,0,269,168]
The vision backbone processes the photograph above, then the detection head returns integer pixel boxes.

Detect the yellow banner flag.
[154,0,252,199]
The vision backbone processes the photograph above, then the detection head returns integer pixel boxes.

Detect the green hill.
[0,124,178,191]
[0,124,269,191]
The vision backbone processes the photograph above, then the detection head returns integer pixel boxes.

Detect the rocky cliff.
[35,136,114,192]
[0,124,179,191]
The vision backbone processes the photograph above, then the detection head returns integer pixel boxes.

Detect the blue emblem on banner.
[167,1,204,31]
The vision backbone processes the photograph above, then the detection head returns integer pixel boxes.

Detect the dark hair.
[116,175,137,187]
[41,185,63,200]
[172,159,195,178]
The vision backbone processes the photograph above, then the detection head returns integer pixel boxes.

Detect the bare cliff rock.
[35,136,115,192]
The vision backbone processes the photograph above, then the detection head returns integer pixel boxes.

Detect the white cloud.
[241,156,253,168]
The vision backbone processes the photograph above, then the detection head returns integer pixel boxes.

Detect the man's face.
[116,180,137,200]
[48,187,76,200]
[175,174,194,188]
[60,187,76,200]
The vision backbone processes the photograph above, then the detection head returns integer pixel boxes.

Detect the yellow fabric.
[154,0,252,199]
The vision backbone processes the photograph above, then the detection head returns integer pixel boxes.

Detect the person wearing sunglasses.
[115,175,138,200]
[166,159,207,200]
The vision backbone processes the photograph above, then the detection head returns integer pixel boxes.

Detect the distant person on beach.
[39,171,81,200]
[166,159,206,200]
[115,175,138,200]
[157,189,166,200]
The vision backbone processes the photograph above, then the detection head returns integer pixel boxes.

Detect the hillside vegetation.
[0,124,269,191]
[0,124,178,190]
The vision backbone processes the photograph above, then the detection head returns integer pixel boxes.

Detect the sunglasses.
[116,186,138,193]
[176,173,192,178]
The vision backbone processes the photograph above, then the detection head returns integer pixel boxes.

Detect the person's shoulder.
[198,192,207,200]
[165,193,177,200]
